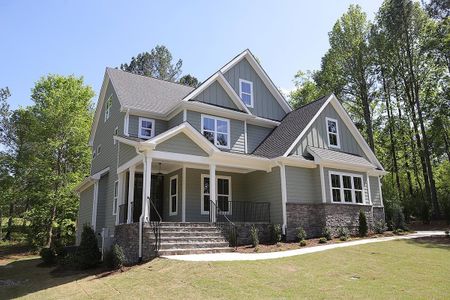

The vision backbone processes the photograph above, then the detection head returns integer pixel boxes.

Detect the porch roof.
[306,146,377,169]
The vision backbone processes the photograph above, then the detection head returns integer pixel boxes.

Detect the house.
[75,49,386,262]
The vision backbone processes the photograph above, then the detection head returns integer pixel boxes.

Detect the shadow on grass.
[404,235,450,251]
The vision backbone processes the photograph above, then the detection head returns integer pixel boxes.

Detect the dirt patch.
[411,235,450,246]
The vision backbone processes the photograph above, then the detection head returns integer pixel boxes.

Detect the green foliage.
[318,237,327,244]
[76,225,101,269]
[322,226,332,240]
[337,227,350,241]
[374,220,388,234]
[179,74,199,87]
[269,224,282,244]
[297,227,307,242]
[299,240,307,247]
[39,247,56,265]
[392,207,406,231]
[289,71,323,109]
[358,211,368,237]
[250,225,259,248]
[104,244,125,270]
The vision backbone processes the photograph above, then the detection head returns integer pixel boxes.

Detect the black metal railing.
[118,204,128,224]
[148,197,162,255]
[209,199,237,247]
[215,201,271,223]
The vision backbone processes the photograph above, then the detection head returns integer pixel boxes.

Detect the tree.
[289,71,322,109]
[120,45,183,81]
[179,74,200,87]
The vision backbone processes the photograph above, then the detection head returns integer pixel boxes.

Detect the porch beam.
[209,164,216,223]
[127,166,135,223]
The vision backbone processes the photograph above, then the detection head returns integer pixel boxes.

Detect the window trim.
[326,117,340,149]
[328,171,365,205]
[112,180,119,215]
[96,144,102,156]
[239,78,254,108]
[138,117,156,139]
[201,174,232,215]
[104,95,112,122]
[200,114,231,149]
[113,126,119,145]
[169,175,178,216]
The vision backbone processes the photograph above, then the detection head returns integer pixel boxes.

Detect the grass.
[1,238,449,299]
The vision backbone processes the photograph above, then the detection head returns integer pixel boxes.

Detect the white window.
[329,172,364,204]
[326,117,340,148]
[112,180,118,215]
[239,79,253,107]
[104,95,112,121]
[96,144,101,156]
[113,126,119,145]
[169,175,178,216]
[201,175,231,215]
[138,117,155,139]
[201,115,230,149]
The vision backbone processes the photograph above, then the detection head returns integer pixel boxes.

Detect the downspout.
[135,146,146,262]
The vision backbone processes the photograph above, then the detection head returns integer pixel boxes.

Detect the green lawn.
[1,238,449,299]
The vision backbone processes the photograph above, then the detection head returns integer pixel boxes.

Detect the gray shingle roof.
[306,146,375,168]
[107,68,194,115]
[252,94,331,158]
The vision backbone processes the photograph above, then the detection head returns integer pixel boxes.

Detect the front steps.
[146,222,233,256]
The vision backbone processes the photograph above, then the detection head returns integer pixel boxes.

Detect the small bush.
[297,227,307,242]
[104,244,126,269]
[318,237,327,244]
[393,228,404,235]
[40,247,56,265]
[250,225,259,248]
[374,220,388,234]
[358,210,368,237]
[322,227,332,240]
[299,240,307,247]
[59,252,78,269]
[337,227,349,241]
[228,227,237,247]
[76,225,101,269]
[392,207,406,230]
[270,224,282,244]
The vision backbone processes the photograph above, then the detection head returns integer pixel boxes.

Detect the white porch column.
[366,172,372,205]
[209,164,216,223]
[319,165,326,203]
[91,179,99,231]
[279,163,287,234]
[127,166,135,224]
[182,166,186,222]
[142,152,152,222]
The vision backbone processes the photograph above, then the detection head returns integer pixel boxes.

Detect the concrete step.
[159,247,234,256]
[159,241,230,250]
[157,226,222,233]
[156,231,223,237]
[160,222,215,227]
[158,236,228,243]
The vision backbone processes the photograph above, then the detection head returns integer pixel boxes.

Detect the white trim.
[91,180,99,231]
[328,171,365,205]
[279,163,287,234]
[169,175,178,216]
[104,94,113,122]
[96,144,102,156]
[113,127,119,145]
[182,166,186,222]
[378,176,384,207]
[112,180,119,216]
[127,166,135,224]
[244,120,248,153]
[182,109,187,122]
[319,165,326,203]
[89,72,109,146]
[138,117,156,139]
[201,173,231,215]
[91,167,110,180]
[239,78,254,108]
[201,114,231,150]
[75,177,94,194]
[124,110,130,136]
[366,172,372,205]
[325,117,340,149]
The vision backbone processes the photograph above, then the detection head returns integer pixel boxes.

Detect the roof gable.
[155,132,209,157]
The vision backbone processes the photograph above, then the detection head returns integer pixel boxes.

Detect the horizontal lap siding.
[118,144,138,167]
[286,166,321,204]
[369,176,382,206]
[155,133,208,156]
[76,185,94,245]
[193,81,239,110]
[168,111,183,129]
[247,124,273,153]
[324,168,370,205]
[128,115,168,138]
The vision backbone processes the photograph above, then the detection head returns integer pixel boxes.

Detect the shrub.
[76,225,101,269]
[104,244,126,269]
[299,240,307,247]
[228,227,237,247]
[318,237,327,244]
[358,210,368,237]
[392,207,406,230]
[59,252,78,269]
[297,227,307,242]
[250,225,259,248]
[322,226,332,240]
[374,220,388,234]
[39,247,56,265]
[337,227,349,241]
[270,224,282,244]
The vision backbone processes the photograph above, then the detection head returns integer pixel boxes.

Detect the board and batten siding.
[193,81,240,111]
[223,58,286,121]
[155,133,208,156]
[246,124,273,153]
[186,110,245,154]
[128,115,168,138]
[323,168,370,205]
[369,176,382,206]
[76,185,94,245]
[168,111,184,129]
[293,104,366,158]
[286,166,321,204]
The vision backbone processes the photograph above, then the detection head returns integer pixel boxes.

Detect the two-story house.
[75,49,386,262]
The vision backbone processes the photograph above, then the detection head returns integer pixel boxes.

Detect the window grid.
[326,117,340,148]
[330,172,364,204]
[138,117,155,139]
[239,79,254,107]
[169,175,178,216]
[201,115,230,149]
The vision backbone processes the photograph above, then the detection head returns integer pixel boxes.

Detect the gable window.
[112,180,118,215]
[201,175,231,215]
[329,172,364,204]
[138,117,155,139]
[201,115,230,149]
[239,79,253,107]
[326,117,340,148]
[169,175,178,216]
[104,95,112,122]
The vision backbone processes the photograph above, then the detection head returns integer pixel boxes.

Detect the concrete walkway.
[162,231,446,262]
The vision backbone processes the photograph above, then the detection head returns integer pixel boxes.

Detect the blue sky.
[0,0,383,109]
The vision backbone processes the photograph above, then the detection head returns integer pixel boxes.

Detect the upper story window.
[112,180,118,215]
[239,79,254,108]
[201,115,230,149]
[104,95,112,122]
[138,117,155,139]
[326,117,340,148]
[330,172,364,204]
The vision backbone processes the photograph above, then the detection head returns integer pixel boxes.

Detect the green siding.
[118,143,138,167]
[76,185,94,245]
[128,115,168,138]
[155,133,208,156]
[369,176,382,206]
[193,81,239,110]
[286,166,321,204]
[186,110,245,154]
[324,168,370,205]
[223,58,286,121]
[293,104,366,158]
[168,111,183,129]
[247,124,273,153]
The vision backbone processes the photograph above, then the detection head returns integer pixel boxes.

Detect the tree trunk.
[0,209,2,240]
[45,205,57,247]
[4,202,14,241]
